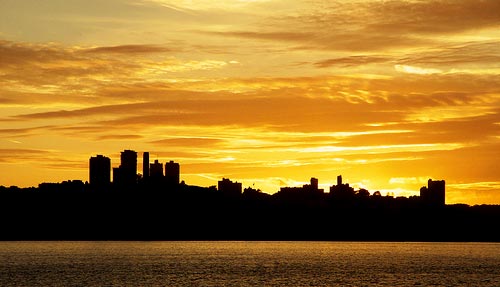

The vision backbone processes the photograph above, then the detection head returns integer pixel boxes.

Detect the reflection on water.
[1,241,499,286]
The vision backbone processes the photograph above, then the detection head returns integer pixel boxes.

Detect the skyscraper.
[113,167,121,185]
[150,159,163,178]
[114,149,137,186]
[89,155,110,188]
[310,177,318,190]
[143,152,149,179]
[420,179,445,206]
[165,160,180,186]
[121,150,137,172]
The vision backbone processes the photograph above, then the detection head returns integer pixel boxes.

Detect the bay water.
[1,241,499,286]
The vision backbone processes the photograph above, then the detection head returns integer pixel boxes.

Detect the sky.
[1,0,500,205]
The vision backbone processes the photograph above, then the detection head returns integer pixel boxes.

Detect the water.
[0,241,499,286]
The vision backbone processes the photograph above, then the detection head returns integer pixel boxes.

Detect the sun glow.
[394,65,442,75]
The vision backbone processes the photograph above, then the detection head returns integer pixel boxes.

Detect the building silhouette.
[303,177,323,193]
[165,160,180,186]
[330,175,355,199]
[89,155,111,188]
[278,177,324,197]
[143,152,149,179]
[420,179,445,206]
[150,160,164,179]
[218,178,242,195]
[121,150,137,172]
[113,150,138,186]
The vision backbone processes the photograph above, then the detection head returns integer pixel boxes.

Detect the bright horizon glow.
[1,0,500,205]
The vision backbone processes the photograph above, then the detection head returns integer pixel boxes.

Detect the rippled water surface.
[0,241,499,286]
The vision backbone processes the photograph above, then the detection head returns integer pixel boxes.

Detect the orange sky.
[1,0,500,205]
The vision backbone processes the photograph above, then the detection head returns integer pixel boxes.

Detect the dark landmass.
[1,182,499,242]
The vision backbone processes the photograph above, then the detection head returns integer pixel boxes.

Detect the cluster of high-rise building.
[89,149,445,206]
[89,150,180,189]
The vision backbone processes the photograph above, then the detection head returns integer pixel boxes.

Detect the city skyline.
[1,1,500,205]
[58,149,447,206]
[0,148,447,206]
[6,148,494,242]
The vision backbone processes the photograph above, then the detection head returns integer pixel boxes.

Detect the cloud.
[9,72,500,137]
[389,177,431,185]
[0,148,50,162]
[365,0,500,35]
[204,31,310,42]
[13,96,403,133]
[0,126,55,137]
[0,40,238,108]
[332,106,500,148]
[314,56,391,68]
[140,0,281,12]
[83,44,174,54]
[401,41,500,64]
[0,40,196,77]
[145,151,209,159]
[96,134,143,140]
[198,0,500,52]
[394,65,443,75]
[310,41,500,74]
[150,138,225,147]
[202,29,429,52]
[0,40,138,89]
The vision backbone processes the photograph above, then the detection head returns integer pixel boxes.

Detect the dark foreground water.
[0,241,499,286]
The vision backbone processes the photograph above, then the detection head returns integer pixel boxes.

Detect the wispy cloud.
[96,134,143,140]
[0,148,51,163]
[364,0,500,34]
[83,44,175,54]
[198,0,500,53]
[150,137,225,147]
[314,56,391,68]
[394,65,443,75]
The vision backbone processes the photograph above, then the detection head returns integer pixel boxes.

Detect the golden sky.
[1,0,500,204]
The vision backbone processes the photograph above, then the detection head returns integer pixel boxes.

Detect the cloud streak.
[83,44,175,54]
[199,0,500,53]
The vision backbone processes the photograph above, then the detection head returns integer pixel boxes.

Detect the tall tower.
[150,160,164,178]
[143,152,150,179]
[89,155,111,188]
[428,179,445,206]
[420,179,445,206]
[118,149,137,186]
[165,160,180,186]
[310,177,318,190]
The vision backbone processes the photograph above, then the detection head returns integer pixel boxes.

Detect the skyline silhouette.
[1,149,499,242]
[4,148,449,204]
[1,148,499,241]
